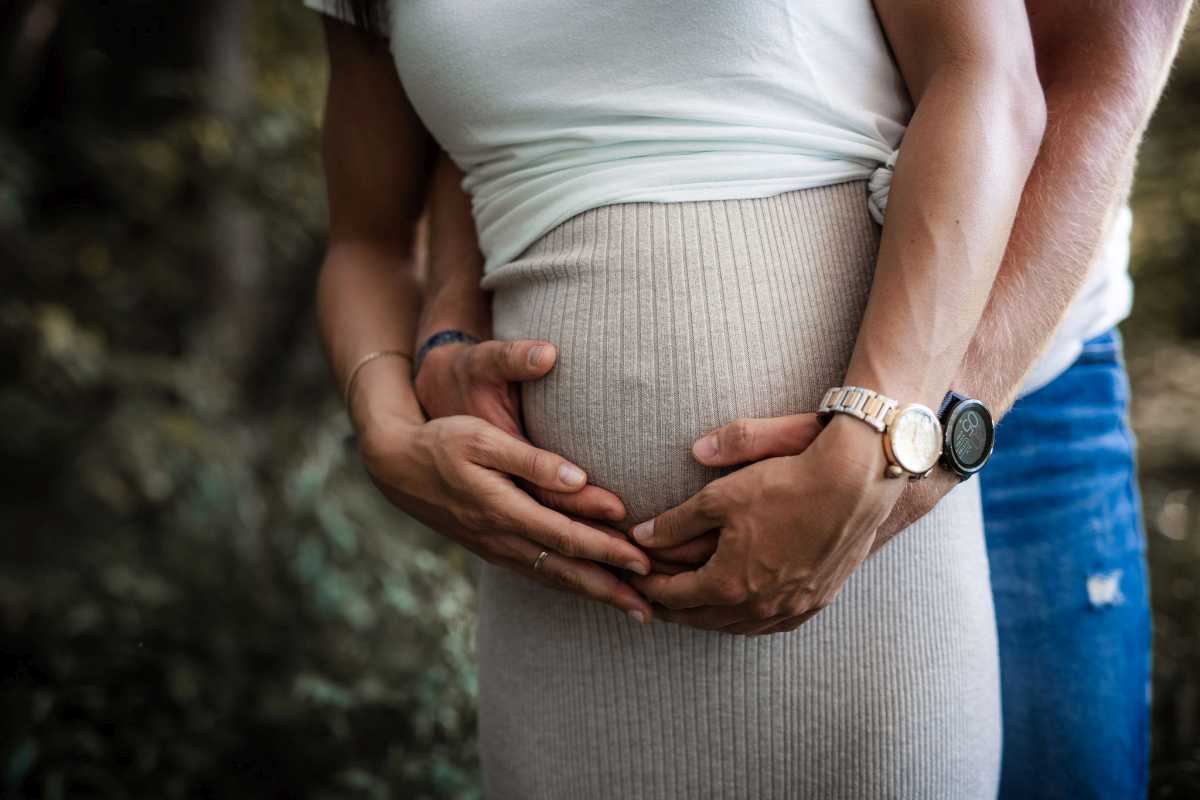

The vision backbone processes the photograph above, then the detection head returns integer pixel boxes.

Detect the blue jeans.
[981,328,1152,799]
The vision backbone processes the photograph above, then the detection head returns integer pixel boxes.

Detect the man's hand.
[628,416,905,635]
[414,337,628,524]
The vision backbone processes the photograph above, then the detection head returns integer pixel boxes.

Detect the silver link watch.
[818,385,943,479]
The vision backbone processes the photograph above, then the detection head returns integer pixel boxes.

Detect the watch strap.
[937,389,968,482]
[413,329,482,377]
[937,389,967,420]
[817,386,899,434]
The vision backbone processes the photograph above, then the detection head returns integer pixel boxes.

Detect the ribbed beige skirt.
[477,181,1001,799]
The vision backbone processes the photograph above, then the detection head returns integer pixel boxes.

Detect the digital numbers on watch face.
[947,400,995,473]
[953,407,989,466]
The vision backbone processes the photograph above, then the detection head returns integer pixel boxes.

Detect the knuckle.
[501,339,520,368]
[726,419,755,454]
[651,518,675,546]
[464,505,501,533]
[462,427,495,462]
[713,577,745,605]
[696,484,726,519]
[503,510,533,539]
[750,598,777,620]
[602,543,629,568]
[553,527,580,558]
[524,447,549,480]
[555,566,585,592]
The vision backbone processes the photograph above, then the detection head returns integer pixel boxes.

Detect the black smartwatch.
[936,391,995,479]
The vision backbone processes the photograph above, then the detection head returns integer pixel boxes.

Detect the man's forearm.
[954,0,1193,418]
[416,153,491,343]
[878,0,1193,548]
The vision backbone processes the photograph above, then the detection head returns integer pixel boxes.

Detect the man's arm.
[961,0,1192,420]
[876,0,1194,544]
[415,154,492,345]
[686,1,1193,555]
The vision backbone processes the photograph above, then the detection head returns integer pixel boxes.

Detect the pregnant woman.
[308,1,1046,797]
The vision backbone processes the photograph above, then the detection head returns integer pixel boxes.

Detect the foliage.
[1127,14,1200,796]
[1,2,479,797]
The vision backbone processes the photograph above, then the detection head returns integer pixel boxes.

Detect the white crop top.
[309,0,910,272]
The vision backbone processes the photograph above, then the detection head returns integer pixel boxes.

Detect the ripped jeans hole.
[1086,570,1125,609]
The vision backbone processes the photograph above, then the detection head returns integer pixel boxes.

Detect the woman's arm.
[629,0,1045,634]
[843,0,1047,413]
[314,18,654,619]
[649,0,1191,569]
[316,19,433,433]
[874,0,1192,545]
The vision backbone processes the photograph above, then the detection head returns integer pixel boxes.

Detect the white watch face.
[889,405,942,473]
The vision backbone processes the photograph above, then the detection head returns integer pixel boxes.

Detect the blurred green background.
[1,2,1197,797]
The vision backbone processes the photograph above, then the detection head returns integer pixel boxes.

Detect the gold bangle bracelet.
[343,349,413,409]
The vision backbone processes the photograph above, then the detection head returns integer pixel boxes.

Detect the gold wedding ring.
[533,550,551,571]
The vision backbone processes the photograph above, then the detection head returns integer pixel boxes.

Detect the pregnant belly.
[485,183,879,522]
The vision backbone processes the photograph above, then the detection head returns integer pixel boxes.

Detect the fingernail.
[626,560,649,576]
[558,463,586,487]
[528,346,545,367]
[631,520,653,544]
[694,435,719,460]
[627,609,647,625]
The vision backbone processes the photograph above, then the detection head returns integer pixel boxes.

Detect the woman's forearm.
[847,3,1045,411]
[317,239,426,431]
[314,16,438,432]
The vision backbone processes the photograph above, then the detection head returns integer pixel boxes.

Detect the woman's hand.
[414,336,628,524]
[628,416,904,634]
[356,371,654,622]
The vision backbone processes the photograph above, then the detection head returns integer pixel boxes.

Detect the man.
[409,1,1192,796]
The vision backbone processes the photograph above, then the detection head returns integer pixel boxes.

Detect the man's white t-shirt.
[306,0,1133,396]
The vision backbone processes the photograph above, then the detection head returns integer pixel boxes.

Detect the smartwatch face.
[946,400,995,474]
